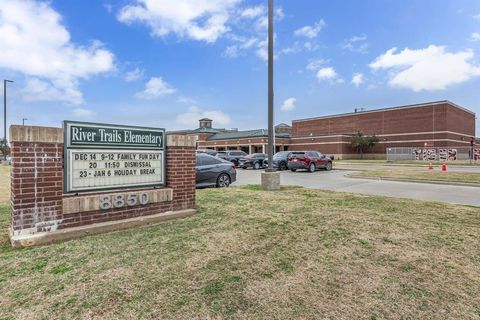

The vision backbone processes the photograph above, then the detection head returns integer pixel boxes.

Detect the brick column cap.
[10,125,63,143]
[167,134,196,147]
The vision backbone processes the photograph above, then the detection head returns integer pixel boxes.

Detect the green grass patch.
[0,186,479,319]
[350,169,480,184]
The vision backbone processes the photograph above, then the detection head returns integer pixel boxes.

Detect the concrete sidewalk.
[234,169,480,207]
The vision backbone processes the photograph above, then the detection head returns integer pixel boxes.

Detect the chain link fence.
[386,147,480,162]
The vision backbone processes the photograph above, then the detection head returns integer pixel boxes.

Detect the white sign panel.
[67,149,164,192]
[64,121,166,193]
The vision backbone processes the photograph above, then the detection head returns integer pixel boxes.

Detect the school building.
[174,101,477,159]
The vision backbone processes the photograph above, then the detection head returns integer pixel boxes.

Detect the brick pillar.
[10,126,64,236]
[166,135,196,211]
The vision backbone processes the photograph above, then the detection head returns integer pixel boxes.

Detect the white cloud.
[370,45,480,91]
[351,73,364,87]
[118,0,240,43]
[240,5,265,19]
[20,78,83,104]
[473,13,480,20]
[281,41,319,55]
[317,67,338,81]
[72,108,96,118]
[342,34,368,54]
[124,68,144,81]
[281,97,296,111]
[255,39,268,61]
[136,77,176,99]
[471,32,480,42]
[306,59,327,71]
[176,106,230,127]
[178,96,197,105]
[0,0,115,105]
[224,36,260,58]
[294,20,326,38]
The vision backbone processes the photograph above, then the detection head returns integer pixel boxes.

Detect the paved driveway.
[233,168,480,207]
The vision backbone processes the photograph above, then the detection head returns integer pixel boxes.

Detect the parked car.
[287,151,333,172]
[216,150,248,166]
[196,153,237,188]
[239,153,267,170]
[196,149,218,157]
[263,151,291,170]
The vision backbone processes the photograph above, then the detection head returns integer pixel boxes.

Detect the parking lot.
[234,168,480,206]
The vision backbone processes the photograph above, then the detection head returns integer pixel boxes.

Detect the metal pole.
[22,118,27,126]
[267,0,274,171]
[3,80,13,160]
[3,81,6,160]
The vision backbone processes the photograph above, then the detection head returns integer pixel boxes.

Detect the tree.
[0,138,9,159]
[350,131,379,159]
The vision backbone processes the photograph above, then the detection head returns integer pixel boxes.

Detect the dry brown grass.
[0,183,479,319]
[0,165,9,204]
[350,169,480,184]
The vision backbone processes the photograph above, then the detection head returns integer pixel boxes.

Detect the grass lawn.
[350,169,480,185]
[0,184,479,319]
[338,159,480,166]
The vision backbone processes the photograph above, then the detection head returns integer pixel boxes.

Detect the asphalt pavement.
[233,168,480,207]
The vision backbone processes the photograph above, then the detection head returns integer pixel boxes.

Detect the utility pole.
[3,80,14,161]
[266,0,274,172]
[261,0,280,190]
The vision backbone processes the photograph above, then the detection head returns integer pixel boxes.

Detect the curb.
[338,163,480,168]
[346,174,480,188]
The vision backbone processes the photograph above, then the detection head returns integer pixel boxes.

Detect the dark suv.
[287,151,333,172]
[216,150,248,166]
[263,151,291,170]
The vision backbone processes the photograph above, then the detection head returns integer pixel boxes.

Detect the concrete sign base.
[261,171,281,190]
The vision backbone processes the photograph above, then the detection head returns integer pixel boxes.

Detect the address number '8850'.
[99,192,149,210]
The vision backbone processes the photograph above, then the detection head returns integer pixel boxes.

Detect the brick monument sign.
[9,122,196,248]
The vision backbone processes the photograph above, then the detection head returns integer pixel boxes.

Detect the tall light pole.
[22,118,28,126]
[3,80,14,161]
[266,0,274,172]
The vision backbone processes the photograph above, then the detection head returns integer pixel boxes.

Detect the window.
[306,152,318,157]
[201,155,222,166]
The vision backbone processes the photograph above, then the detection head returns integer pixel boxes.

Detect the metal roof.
[190,127,223,134]
[207,129,291,141]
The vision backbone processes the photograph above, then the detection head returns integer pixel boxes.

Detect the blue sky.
[1,0,480,136]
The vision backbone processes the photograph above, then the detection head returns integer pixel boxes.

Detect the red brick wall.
[167,146,196,211]
[10,126,196,239]
[10,141,63,234]
[292,102,474,138]
[290,102,476,156]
